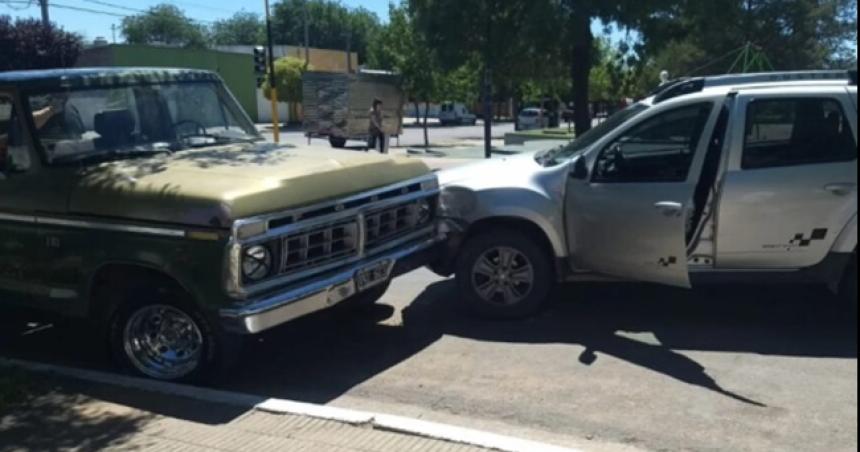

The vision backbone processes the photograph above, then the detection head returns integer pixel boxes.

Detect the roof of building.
[0,67,220,90]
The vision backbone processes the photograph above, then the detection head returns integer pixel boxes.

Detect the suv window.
[743,98,857,170]
[0,96,30,174]
[593,102,713,183]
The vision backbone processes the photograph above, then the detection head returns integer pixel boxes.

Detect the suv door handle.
[824,183,856,196]
[654,201,684,217]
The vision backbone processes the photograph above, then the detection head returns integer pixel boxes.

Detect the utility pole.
[39,0,49,27]
[303,0,310,66]
[264,0,280,143]
[111,24,116,44]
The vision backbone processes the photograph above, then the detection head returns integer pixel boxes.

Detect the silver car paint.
[715,87,857,268]
[438,80,857,284]
[437,153,569,257]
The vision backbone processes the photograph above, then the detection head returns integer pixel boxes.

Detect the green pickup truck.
[0,68,441,381]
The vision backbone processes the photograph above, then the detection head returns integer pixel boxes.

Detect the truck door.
[0,93,39,306]
[715,90,857,268]
[565,101,720,287]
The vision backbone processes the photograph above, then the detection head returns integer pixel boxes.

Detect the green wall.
[107,45,258,121]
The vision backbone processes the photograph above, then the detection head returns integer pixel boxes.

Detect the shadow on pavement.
[0,281,855,415]
[401,281,856,407]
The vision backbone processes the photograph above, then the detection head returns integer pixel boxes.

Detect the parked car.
[439,102,478,126]
[0,68,442,381]
[516,108,550,131]
[432,70,858,318]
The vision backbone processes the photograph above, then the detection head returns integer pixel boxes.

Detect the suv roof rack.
[653,70,854,104]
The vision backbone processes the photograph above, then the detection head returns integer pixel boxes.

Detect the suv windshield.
[547,102,649,162]
[28,81,261,164]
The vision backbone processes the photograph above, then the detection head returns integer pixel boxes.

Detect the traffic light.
[253,46,267,87]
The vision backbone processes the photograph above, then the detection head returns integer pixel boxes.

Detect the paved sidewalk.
[0,378,495,452]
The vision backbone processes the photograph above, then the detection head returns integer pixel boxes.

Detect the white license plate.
[355,259,393,291]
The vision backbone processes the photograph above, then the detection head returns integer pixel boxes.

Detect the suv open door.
[564,101,720,287]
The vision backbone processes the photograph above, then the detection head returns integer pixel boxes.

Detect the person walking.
[368,98,387,154]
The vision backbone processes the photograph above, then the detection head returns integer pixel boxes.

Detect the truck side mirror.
[570,156,589,180]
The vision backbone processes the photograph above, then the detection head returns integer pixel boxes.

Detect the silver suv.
[433,71,858,318]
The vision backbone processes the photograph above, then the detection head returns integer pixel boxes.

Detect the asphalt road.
[1,270,856,451]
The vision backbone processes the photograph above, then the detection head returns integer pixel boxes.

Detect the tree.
[262,56,311,104]
[271,0,382,64]
[371,3,441,147]
[121,4,208,49]
[0,16,82,71]
[410,0,559,157]
[640,0,858,78]
[211,12,264,45]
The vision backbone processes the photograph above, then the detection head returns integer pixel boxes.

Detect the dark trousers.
[368,132,387,153]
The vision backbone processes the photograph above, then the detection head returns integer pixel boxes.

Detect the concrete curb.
[0,358,579,452]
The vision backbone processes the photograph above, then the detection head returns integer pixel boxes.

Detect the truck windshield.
[550,103,649,161]
[28,81,261,165]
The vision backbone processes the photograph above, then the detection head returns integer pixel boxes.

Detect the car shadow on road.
[0,281,855,416]
[398,281,857,407]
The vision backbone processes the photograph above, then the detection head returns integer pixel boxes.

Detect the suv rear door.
[565,99,721,287]
[715,88,857,268]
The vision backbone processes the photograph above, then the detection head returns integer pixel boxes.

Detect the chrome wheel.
[123,304,204,380]
[471,246,535,306]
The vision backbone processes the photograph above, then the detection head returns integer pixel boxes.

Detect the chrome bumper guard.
[220,234,443,334]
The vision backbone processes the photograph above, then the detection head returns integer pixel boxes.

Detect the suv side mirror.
[570,156,589,180]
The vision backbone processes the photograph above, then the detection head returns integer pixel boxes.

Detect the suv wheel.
[455,228,554,319]
[108,292,232,382]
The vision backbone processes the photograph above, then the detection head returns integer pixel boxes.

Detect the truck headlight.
[242,245,273,282]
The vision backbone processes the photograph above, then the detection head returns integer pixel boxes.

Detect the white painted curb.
[0,358,579,452]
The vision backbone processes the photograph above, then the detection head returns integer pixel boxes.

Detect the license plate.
[355,259,393,291]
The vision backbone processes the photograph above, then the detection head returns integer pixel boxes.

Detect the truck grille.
[240,192,437,287]
[279,220,359,274]
[365,198,433,250]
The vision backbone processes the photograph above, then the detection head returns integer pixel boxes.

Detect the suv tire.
[455,228,554,319]
[108,289,237,382]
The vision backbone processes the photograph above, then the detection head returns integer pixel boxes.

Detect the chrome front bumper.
[219,234,443,334]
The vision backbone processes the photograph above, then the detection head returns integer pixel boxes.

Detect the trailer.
[302,70,404,148]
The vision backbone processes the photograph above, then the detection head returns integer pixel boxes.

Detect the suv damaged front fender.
[431,154,570,275]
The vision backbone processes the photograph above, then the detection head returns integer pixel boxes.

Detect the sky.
[4,0,404,42]
[3,0,615,44]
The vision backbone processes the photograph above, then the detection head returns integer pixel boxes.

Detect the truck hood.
[68,144,431,228]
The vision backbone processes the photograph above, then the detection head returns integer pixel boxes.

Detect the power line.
[1,0,35,11]
[51,1,128,17]
[78,0,145,14]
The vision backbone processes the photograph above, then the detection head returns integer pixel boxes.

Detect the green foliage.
[270,0,382,64]
[370,3,437,103]
[211,12,264,46]
[0,16,82,71]
[262,57,312,104]
[640,0,858,77]
[121,4,208,49]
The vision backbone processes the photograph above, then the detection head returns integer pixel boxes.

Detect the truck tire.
[329,137,347,148]
[108,288,239,382]
[455,228,555,319]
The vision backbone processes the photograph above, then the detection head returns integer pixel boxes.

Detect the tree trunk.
[422,100,430,148]
[414,102,421,125]
[570,10,594,136]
